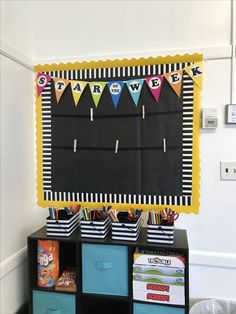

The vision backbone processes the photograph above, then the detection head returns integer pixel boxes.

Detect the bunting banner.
[70,80,87,106]
[107,81,124,108]
[89,82,106,107]
[164,70,183,97]
[37,73,51,97]
[126,79,144,106]
[145,75,164,103]
[53,78,70,103]
[184,62,203,89]
[36,61,203,107]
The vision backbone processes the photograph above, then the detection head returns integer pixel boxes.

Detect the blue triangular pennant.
[126,79,144,106]
[107,81,124,108]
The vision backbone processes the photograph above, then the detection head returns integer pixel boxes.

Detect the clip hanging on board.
[90,108,94,122]
[115,140,119,154]
[163,138,166,153]
[142,105,145,120]
[73,139,78,153]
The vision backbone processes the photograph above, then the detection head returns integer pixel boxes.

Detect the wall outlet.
[220,161,236,181]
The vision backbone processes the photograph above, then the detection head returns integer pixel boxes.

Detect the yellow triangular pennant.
[89,82,107,107]
[164,69,183,97]
[53,78,70,103]
[184,62,203,89]
[70,81,87,106]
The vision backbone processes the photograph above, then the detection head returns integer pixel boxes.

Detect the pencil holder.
[147,221,174,245]
[112,216,142,241]
[46,210,80,237]
[80,216,111,239]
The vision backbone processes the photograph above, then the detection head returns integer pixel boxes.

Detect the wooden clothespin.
[74,139,78,153]
[90,108,93,122]
[163,138,166,153]
[115,140,119,154]
[142,105,145,120]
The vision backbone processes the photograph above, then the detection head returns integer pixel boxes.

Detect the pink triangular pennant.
[37,73,51,97]
[145,75,163,103]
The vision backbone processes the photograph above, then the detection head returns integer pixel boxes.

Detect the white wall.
[0,2,46,313]
[31,0,236,300]
[32,0,231,62]
[0,1,33,59]
[0,1,236,312]
[0,54,46,314]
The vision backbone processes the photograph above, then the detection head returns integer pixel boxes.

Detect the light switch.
[226,104,236,124]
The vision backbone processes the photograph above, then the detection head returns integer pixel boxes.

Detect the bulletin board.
[35,53,202,213]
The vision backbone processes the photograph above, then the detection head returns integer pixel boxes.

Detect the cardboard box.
[133,273,184,286]
[133,264,184,277]
[133,252,185,268]
[133,290,185,306]
[55,270,77,292]
[133,280,185,296]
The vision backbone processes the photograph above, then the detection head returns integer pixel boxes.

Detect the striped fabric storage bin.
[147,223,174,245]
[80,216,111,239]
[112,217,142,241]
[46,210,80,237]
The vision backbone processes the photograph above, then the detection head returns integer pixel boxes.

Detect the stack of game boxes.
[133,248,185,306]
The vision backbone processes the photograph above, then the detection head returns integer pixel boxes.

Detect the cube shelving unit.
[28,227,189,314]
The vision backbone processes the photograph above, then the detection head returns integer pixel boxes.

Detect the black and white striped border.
[42,81,52,191]
[43,191,193,206]
[182,72,193,198]
[41,63,194,206]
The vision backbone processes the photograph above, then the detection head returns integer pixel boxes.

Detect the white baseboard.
[190,250,236,269]
[0,246,27,280]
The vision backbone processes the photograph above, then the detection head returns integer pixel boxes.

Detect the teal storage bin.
[33,290,76,314]
[134,302,185,314]
[82,243,128,296]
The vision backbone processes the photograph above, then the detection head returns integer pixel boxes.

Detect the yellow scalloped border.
[35,53,202,214]
[34,53,203,72]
